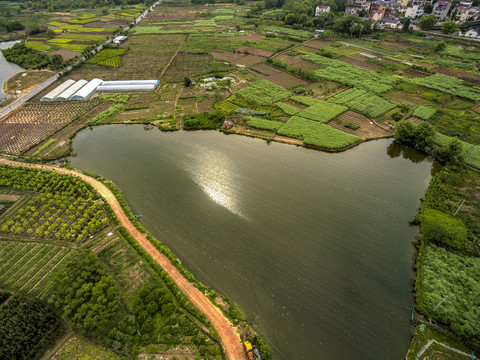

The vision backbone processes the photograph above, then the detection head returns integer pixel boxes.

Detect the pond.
[0,41,23,102]
[69,126,439,360]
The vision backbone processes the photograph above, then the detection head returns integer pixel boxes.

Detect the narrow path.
[0,158,245,360]
[415,339,477,360]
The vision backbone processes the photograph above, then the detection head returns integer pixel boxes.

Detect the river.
[69,126,439,360]
[0,41,23,102]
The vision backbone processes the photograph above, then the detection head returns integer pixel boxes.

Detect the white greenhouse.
[96,80,160,92]
[55,80,88,101]
[41,79,75,101]
[69,78,103,101]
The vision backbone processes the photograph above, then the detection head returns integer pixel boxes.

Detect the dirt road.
[0,158,245,360]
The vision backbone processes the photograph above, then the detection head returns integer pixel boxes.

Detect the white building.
[112,35,128,44]
[405,3,425,18]
[432,1,451,20]
[40,79,75,101]
[315,5,331,15]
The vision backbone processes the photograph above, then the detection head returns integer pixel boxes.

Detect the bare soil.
[3,70,54,95]
[302,39,332,49]
[251,63,281,75]
[0,158,246,360]
[434,67,480,85]
[338,55,382,71]
[49,50,79,60]
[235,54,264,66]
[0,194,22,201]
[330,110,392,139]
[236,46,274,58]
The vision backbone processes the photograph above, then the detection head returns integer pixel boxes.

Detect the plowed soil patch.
[330,110,392,139]
[236,46,274,57]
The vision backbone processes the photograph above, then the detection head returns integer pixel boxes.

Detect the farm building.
[113,35,127,44]
[96,80,160,92]
[70,78,103,101]
[55,80,88,101]
[41,79,75,101]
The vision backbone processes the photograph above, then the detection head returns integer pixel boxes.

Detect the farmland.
[302,53,397,93]
[412,106,437,120]
[327,88,397,118]
[278,116,361,149]
[237,79,292,105]
[295,101,347,123]
[0,101,99,155]
[246,117,285,132]
[87,48,126,68]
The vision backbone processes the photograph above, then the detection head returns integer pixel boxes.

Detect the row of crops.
[302,53,397,93]
[412,105,437,120]
[87,49,126,68]
[278,116,361,149]
[327,88,396,118]
[0,101,98,155]
[0,195,107,242]
[267,26,311,39]
[237,79,292,105]
[0,242,73,295]
[410,74,480,101]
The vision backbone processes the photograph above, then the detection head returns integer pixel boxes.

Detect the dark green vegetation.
[0,292,64,360]
[0,165,223,359]
[415,166,480,347]
[183,111,224,129]
[2,42,50,69]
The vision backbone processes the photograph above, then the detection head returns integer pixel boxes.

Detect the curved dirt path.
[0,158,245,360]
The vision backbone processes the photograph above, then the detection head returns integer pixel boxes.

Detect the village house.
[315,5,331,16]
[432,1,451,20]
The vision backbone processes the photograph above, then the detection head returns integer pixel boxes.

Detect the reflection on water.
[183,143,248,220]
[386,142,443,176]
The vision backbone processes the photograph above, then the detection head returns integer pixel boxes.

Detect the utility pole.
[453,199,465,217]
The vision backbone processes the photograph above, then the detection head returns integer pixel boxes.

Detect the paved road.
[0,73,59,119]
[0,157,246,360]
[0,1,161,120]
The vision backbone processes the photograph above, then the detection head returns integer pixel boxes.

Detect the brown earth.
[329,110,393,139]
[236,46,274,58]
[0,194,22,201]
[210,51,244,62]
[302,39,332,49]
[235,54,264,66]
[0,158,245,360]
[338,55,382,71]
[49,50,79,60]
[434,67,480,85]
[251,63,281,76]
[265,71,305,88]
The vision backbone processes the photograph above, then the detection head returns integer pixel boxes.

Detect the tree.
[441,20,459,34]
[423,2,433,13]
[418,14,437,30]
[436,40,447,51]
[436,138,464,164]
[284,13,296,25]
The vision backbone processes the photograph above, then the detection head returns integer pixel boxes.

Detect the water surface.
[70,126,438,359]
[0,41,23,102]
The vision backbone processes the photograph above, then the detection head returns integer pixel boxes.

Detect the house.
[113,35,128,44]
[315,5,331,16]
[314,29,325,37]
[432,1,451,20]
[222,120,234,130]
[371,9,384,21]
[405,0,425,18]
[378,17,404,29]
[345,6,361,15]
[456,4,479,22]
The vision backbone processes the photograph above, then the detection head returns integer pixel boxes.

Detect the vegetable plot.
[327,88,396,118]
[277,116,361,149]
[410,74,480,101]
[87,49,126,68]
[246,117,285,132]
[237,79,292,105]
[295,101,348,123]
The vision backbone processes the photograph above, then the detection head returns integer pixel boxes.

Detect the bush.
[422,209,469,252]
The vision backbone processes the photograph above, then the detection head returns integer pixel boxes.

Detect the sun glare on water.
[185,145,248,220]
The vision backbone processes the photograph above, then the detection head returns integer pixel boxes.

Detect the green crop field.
[214,15,234,22]
[194,19,216,27]
[56,43,88,52]
[296,101,347,123]
[246,117,285,132]
[278,116,361,149]
[412,106,437,120]
[327,88,396,118]
[46,38,72,44]
[434,59,474,70]
[267,26,311,39]
[291,96,319,106]
[87,48,126,68]
[25,41,51,51]
[237,79,292,105]
[410,74,480,101]
[302,53,397,93]
[56,33,106,42]
[212,8,235,15]
[276,102,300,115]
